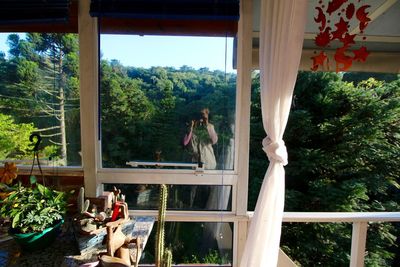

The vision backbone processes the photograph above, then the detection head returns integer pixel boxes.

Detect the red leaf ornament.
[311,51,328,71]
[341,33,356,46]
[315,7,327,31]
[327,0,348,15]
[331,17,349,40]
[335,45,353,72]
[345,3,355,19]
[312,1,371,72]
[353,46,370,62]
[315,27,332,47]
[356,5,371,31]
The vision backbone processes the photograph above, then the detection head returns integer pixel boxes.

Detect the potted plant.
[0,177,68,251]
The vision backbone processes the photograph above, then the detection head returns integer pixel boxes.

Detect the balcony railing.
[248,212,400,267]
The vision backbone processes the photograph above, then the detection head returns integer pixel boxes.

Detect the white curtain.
[240,1,308,267]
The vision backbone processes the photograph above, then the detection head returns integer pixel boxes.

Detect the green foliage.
[0,178,68,233]
[0,113,35,159]
[101,62,236,168]
[250,71,400,266]
[183,249,229,264]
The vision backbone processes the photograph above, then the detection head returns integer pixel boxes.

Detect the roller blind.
[90,0,240,21]
[0,0,71,24]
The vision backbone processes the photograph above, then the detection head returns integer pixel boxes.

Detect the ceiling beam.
[254,32,400,45]
[251,48,400,73]
[303,33,400,43]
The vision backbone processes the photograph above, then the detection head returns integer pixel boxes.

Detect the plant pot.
[9,219,64,252]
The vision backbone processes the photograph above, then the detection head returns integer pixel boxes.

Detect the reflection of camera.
[195,119,205,127]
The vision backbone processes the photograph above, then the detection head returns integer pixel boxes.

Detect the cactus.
[155,184,170,267]
[162,248,172,267]
[78,187,85,213]
[77,187,90,214]
[83,199,90,213]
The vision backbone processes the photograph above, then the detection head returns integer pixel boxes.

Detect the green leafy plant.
[0,178,68,233]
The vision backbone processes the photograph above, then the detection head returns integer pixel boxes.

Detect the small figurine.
[98,220,142,267]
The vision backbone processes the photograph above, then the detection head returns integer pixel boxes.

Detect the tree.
[100,60,155,167]
[0,33,80,165]
[249,71,400,266]
[0,113,36,159]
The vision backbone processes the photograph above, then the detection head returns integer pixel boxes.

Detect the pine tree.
[0,33,79,165]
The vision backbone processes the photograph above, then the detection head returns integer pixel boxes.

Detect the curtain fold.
[240,1,308,266]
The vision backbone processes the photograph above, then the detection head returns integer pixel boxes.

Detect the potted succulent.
[0,177,68,251]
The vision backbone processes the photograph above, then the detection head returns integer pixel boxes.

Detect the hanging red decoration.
[331,17,349,40]
[315,27,332,47]
[314,7,327,31]
[353,46,370,62]
[345,3,355,19]
[335,45,353,72]
[327,0,348,15]
[311,51,328,71]
[341,33,356,46]
[356,5,371,32]
[311,0,371,72]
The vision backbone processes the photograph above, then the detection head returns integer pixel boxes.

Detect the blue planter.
[9,219,64,252]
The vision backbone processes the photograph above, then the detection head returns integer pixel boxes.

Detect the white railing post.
[350,222,368,267]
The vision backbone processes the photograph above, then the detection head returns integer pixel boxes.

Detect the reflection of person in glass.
[183,108,218,169]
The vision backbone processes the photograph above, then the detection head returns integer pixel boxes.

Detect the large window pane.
[142,222,233,265]
[99,35,236,170]
[104,183,232,211]
[0,33,81,166]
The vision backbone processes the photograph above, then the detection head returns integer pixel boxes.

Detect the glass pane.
[142,222,233,265]
[104,184,232,211]
[99,35,236,170]
[0,33,81,166]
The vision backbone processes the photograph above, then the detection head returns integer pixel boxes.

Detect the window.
[99,35,236,171]
[104,183,232,211]
[96,33,239,265]
[142,222,233,265]
[0,32,81,166]
[83,2,246,264]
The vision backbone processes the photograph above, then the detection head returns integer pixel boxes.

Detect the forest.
[0,33,399,266]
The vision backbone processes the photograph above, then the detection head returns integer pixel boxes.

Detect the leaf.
[388,179,400,190]
[43,187,52,198]
[29,175,37,185]
[40,207,52,215]
[37,183,45,195]
[12,212,21,228]
[54,191,65,202]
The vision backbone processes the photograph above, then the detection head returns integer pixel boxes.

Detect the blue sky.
[0,33,235,73]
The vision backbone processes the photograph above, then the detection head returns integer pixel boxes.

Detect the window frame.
[95,35,241,187]
[78,0,253,265]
